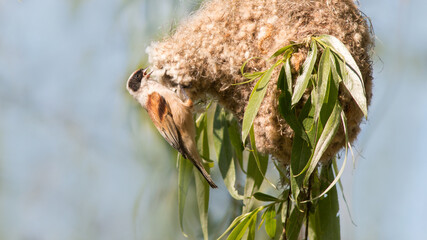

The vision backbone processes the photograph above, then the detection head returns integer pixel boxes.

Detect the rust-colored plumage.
[127,69,217,188]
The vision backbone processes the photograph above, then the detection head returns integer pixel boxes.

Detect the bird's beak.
[146,70,153,79]
[142,68,153,79]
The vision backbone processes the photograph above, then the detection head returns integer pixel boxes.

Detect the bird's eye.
[127,68,144,92]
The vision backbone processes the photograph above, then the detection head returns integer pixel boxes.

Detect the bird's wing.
[146,92,188,158]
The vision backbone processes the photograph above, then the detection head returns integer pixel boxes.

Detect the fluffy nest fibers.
[146,0,373,165]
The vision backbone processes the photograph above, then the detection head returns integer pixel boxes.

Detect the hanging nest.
[146,0,373,165]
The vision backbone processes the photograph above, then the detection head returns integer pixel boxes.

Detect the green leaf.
[225,206,264,240]
[285,57,293,94]
[278,95,309,143]
[194,168,210,240]
[231,77,258,86]
[244,152,268,213]
[281,194,289,224]
[247,214,257,240]
[292,40,318,105]
[277,65,286,91]
[333,152,356,226]
[289,133,312,207]
[249,126,277,190]
[243,71,265,80]
[316,35,367,117]
[270,44,296,59]
[235,57,265,86]
[178,154,193,238]
[264,205,277,238]
[314,47,331,121]
[299,97,316,145]
[289,129,313,201]
[217,213,251,240]
[330,53,342,84]
[242,64,276,142]
[289,169,300,206]
[308,164,340,240]
[253,192,279,202]
[289,98,316,179]
[195,115,211,240]
[228,118,245,173]
[226,215,251,240]
[285,204,305,240]
[303,110,348,203]
[303,102,341,187]
[213,106,243,200]
[277,62,311,143]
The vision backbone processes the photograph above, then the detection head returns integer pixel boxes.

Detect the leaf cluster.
[177,35,367,240]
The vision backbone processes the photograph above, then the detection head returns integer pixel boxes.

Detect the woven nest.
[146,0,373,164]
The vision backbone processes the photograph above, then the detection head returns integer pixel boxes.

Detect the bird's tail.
[192,158,218,188]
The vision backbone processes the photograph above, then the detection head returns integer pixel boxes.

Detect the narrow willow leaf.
[285,205,305,240]
[244,153,268,213]
[285,57,293,94]
[194,168,210,240]
[178,154,193,237]
[277,65,286,91]
[276,50,293,91]
[332,111,356,225]
[308,164,340,240]
[278,95,306,141]
[217,213,251,240]
[240,57,261,77]
[303,102,341,187]
[313,65,339,148]
[299,97,316,145]
[316,35,363,86]
[289,169,300,207]
[317,35,367,117]
[195,116,210,240]
[242,64,276,142]
[232,77,261,86]
[314,47,331,121]
[289,135,312,206]
[290,98,316,178]
[247,214,257,240]
[206,102,216,146]
[289,123,313,195]
[311,169,322,202]
[213,106,244,200]
[281,193,289,223]
[291,40,318,105]
[270,44,296,59]
[243,71,265,80]
[330,53,342,84]
[228,118,245,173]
[253,192,279,202]
[249,126,277,190]
[225,206,264,240]
[264,205,277,239]
[277,72,310,143]
[273,160,288,180]
[333,148,356,226]
[226,216,251,240]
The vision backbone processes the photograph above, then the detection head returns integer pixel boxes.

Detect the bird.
[126,68,218,188]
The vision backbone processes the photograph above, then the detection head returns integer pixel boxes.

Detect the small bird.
[126,68,218,188]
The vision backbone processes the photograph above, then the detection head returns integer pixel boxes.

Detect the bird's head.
[126,68,152,97]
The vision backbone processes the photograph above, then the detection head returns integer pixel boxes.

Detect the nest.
[146,0,373,164]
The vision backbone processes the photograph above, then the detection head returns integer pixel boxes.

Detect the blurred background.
[0,0,426,239]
